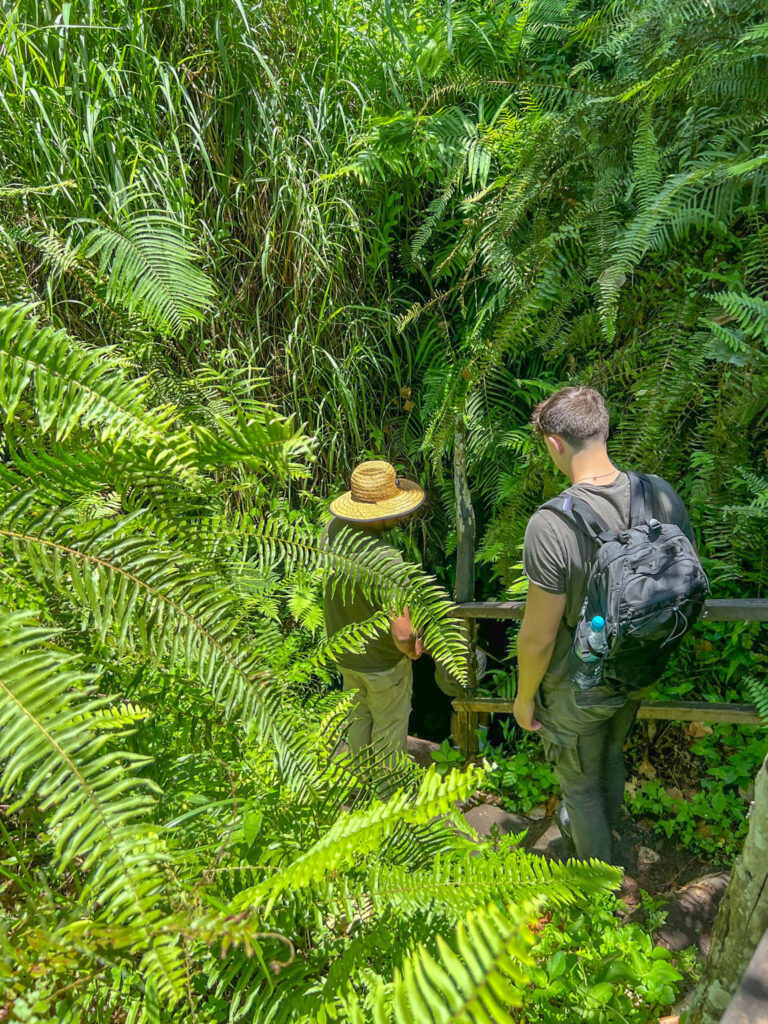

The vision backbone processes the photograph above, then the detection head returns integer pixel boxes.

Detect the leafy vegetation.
[1,0,767,1020]
[523,895,686,1023]
[483,732,560,816]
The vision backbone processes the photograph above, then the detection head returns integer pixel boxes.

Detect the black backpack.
[541,472,709,707]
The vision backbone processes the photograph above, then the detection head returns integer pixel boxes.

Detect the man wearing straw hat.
[323,460,426,766]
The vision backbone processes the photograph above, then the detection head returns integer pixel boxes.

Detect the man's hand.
[398,637,421,661]
[390,609,423,660]
[513,695,541,731]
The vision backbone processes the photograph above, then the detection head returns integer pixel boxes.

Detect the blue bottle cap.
[590,615,605,631]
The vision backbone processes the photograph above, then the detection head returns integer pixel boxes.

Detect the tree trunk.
[685,753,768,1024]
[453,415,476,607]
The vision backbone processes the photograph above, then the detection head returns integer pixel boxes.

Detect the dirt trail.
[465,797,727,948]
[408,736,729,955]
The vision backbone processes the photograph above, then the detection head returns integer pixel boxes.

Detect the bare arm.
[513,582,566,730]
[390,607,423,661]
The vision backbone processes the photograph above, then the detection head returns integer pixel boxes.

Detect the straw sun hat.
[329,460,425,523]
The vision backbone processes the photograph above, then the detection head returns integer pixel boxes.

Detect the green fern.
[81,212,215,336]
[712,289,768,341]
[252,518,469,682]
[745,677,768,725]
[0,303,177,443]
[234,765,481,912]
[354,847,621,918]
[0,612,185,1001]
[0,517,284,726]
[343,897,538,1023]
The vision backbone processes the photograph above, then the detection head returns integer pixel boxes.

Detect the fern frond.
[632,106,662,213]
[356,847,621,918]
[81,213,215,336]
[712,290,768,341]
[345,898,538,1023]
[233,766,481,911]
[0,515,283,732]
[745,677,768,725]
[192,406,315,479]
[285,612,391,677]
[0,301,312,486]
[74,701,151,731]
[0,612,185,1001]
[0,432,212,521]
[600,158,739,313]
[251,519,469,682]
[0,303,176,443]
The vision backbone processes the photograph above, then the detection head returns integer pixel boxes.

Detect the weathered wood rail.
[453,598,768,622]
[451,598,768,757]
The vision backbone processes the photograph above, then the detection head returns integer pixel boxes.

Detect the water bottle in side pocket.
[572,615,608,692]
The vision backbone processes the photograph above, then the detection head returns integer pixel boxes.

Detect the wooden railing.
[451,598,768,757]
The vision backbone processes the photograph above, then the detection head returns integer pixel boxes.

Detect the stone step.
[462,802,528,838]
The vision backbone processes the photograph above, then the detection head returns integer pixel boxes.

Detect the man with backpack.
[513,387,707,863]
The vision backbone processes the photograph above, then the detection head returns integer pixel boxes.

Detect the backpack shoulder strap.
[540,493,614,545]
[628,471,654,527]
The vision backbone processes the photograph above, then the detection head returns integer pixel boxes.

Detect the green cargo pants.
[340,657,413,768]
[535,677,645,863]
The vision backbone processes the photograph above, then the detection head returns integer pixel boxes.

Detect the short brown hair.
[531,386,609,448]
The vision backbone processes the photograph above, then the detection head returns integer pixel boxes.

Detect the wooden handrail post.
[453,415,479,759]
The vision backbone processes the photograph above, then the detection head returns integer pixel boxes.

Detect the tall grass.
[0,0,429,479]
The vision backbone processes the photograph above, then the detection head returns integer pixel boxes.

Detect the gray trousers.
[550,700,641,863]
[534,670,644,863]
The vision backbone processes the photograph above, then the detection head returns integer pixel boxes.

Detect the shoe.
[556,800,573,842]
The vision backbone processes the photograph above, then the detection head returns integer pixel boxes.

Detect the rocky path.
[408,736,729,958]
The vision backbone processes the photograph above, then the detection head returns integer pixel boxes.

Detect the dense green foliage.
[1,0,767,1020]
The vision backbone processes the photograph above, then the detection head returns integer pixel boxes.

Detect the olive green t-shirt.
[321,517,404,673]
[522,472,694,688]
